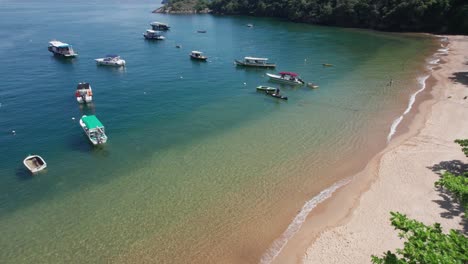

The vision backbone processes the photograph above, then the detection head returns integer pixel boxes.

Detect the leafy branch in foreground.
[455,139,468,158]
[371,212,468,264]
[435,139,468,218]
[435,171,468,217]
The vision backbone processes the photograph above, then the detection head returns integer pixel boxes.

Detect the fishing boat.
[256,85,277,92]
[266,72,304,85]
[48,40,78,57]
[235,57,276,68]
[23,155,47,173]
[143,29,165,40]
[75,82,93,103]
[150,21,170,31]
[95,55,126,67]
[190,51,207,61]
[79,115,108,145]
[266,91,288,100]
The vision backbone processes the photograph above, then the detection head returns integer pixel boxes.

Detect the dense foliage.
[371,212,468,264]
[435,139,468,218]
[209,0,468,34]
[162,0,210,12]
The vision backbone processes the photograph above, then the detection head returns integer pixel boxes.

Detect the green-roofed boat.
[79,115,108,145]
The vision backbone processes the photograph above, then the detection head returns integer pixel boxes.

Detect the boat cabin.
[244,57,269,64]
[75,82,93,103]
[150,21,170,31]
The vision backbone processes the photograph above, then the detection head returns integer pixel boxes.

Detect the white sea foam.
[428,58,440,65]
[387,75,430,142]
[259,178,351,264]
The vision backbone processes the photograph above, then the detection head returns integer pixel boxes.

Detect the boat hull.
[235,60,276,68]
[266,73,304,85]
[76,95,93,103]
[95,59,126,67]
[256,86,276,92]
[144,34,165,40]
[190,55,207,61]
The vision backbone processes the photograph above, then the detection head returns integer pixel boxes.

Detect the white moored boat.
[75,82,93,104]
[79,115,108,145]
[190,51,207,61]
[143,29,165,40]
[48,40,78,57]
[23,155,47,174]
[266,72,304,85]
[235,57,276,68]
[95,55,126,67]
[150,21,170,31]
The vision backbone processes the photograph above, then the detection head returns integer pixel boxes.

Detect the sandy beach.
[291,35,468,263]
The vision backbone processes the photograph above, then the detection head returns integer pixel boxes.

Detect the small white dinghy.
[23,155,47,174]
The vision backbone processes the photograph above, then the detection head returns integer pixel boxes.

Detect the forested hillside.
[209,0,468,34]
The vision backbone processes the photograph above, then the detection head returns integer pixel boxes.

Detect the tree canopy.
[209,0,468,34]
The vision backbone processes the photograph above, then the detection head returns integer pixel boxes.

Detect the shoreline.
[266,35,467,263]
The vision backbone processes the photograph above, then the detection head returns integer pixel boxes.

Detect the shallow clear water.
[0,1,434,263]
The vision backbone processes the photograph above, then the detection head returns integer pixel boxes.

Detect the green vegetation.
[209,0,468,34]
[435,139,468,218]
[371,212,468,264]
[156,0,210,13]
[373,140,468,263]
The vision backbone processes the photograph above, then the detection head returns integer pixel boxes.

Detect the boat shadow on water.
[68,134,110,156]
[15,167,40,181]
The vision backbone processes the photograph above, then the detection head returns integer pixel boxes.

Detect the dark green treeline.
[208,0,468,34]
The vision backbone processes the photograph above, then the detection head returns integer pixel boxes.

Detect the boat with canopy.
[79,115,108,145]
[190,51,207,61]
[144,29,165,40]
[266,72,304,85]
[48,40,78,57]
[150,21,170,31]
[235,57,276,68]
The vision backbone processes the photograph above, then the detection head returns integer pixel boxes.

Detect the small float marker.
[72,117,75,120]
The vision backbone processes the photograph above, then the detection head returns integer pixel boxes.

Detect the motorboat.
[143,29,165,40]
[95,55,126,67]
[23,155,47,173]
[307,83,319,89]
[322,63,334,67]
[235,57,276,68]
[256,85,277,92]
[75,82,93,103]
[247,24,253,27]
[48,40,78,57]
[266,72,304,85]
[79,115,108,145]
[150,21,170,31]
[190,51,207,61]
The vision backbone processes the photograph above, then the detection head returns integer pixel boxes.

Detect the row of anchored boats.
[27,20,321,174]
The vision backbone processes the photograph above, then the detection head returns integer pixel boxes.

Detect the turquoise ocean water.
[0,1,435,263]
